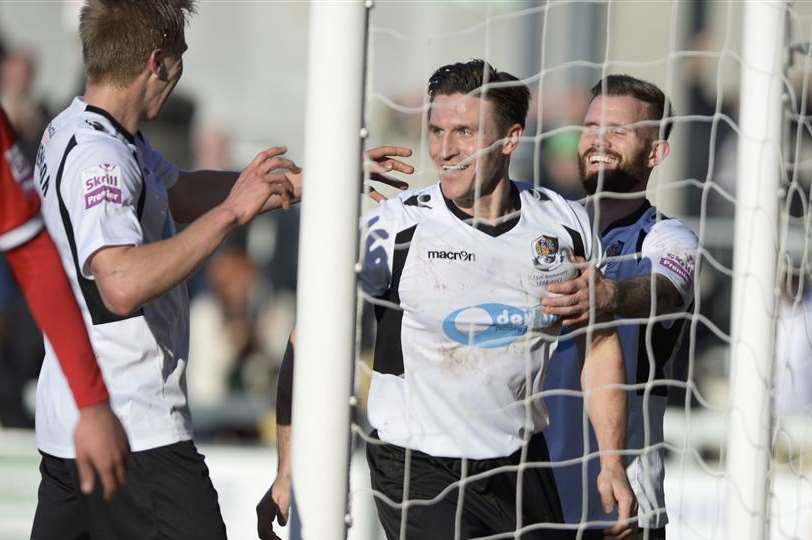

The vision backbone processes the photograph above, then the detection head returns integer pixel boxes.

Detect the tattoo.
[614,274,683,318]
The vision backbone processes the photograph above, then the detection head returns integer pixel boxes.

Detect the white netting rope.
[342,2,812,540]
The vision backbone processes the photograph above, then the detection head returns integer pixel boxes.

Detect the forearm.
[275,336,294,476]
[92,205,238,314]
[170,170,239,223]
[6,230,108,408]
[276,424,292,478]
[580,328,626,467]
[171,169,296,223]
[607,274,683,319]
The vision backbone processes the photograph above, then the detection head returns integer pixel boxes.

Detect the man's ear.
[146,49,167,81]
[502,123,523,155]
[647,139,670,168]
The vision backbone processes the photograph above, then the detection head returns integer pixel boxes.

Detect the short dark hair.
[589,74,674,140]
[80,0,196,86]
[428,59,530,132]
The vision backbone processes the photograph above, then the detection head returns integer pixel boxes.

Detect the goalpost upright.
[725,1,786,538]
[292,2,368,539]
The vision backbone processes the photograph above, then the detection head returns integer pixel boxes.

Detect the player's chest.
[601,229,647,280]
[397,219,577,307]
[134,151,174,241]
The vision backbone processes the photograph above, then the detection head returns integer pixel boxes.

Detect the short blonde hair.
[79,0,196,86]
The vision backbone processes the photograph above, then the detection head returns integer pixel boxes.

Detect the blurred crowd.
[0,25,810,447]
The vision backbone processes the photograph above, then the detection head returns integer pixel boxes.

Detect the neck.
[83,83,143,137]
[588,193,649,233]
[454,171,515,221]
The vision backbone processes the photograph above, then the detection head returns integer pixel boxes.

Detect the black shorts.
[366,431,600,540]
[30,440,227,540]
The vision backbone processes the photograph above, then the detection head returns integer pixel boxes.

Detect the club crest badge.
[606,240,624,258]
[532,235,562,270]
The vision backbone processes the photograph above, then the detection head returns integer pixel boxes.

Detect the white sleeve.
[63,141,144,279]
[641,219,699,307]
[140,138,179,189]
[359,199,405,298]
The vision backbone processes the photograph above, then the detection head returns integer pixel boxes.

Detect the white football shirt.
[33,97,192,457]
[362,181,596,459]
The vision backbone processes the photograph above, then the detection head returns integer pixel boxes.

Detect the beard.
[579,150,648,196]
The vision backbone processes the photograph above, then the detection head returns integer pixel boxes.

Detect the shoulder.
[516,181,590,228]
[646,214,699,248]
[363,184,436,233]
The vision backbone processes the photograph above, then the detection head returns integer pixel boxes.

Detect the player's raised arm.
[578,324,636,539]
[87,148,298,316]
[168,147,302,224]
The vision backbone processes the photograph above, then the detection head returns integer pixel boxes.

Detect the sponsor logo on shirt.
[428,249,476,262]
[82,163,122,209]
[659,251,695,283]
[442,303,559,348]
[531,234,569,271]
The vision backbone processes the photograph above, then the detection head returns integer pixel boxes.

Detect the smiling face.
[577,94,663,195]
[428,93,518,207]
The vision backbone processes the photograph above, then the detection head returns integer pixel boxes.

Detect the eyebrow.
[583,120,627,127]
[428,122,477,131]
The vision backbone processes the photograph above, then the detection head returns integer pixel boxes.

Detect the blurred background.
[0,1,811,539]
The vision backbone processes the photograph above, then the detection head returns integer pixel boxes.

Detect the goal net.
[291,2,812,540]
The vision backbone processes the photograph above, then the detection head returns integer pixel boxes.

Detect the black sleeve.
[275,337,294,426]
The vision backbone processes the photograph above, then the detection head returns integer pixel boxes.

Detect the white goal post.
[725,2,786,539]
[290,2,797,540]
[291,2,368,540]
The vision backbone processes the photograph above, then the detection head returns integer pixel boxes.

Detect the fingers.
[546,304,589,318]
[75,454,95,496]
[561,313,590,327]
[603,485,636,539]
[367,187,386,203]
[366,146,413,160]
[368,172,411,189]
[599,480,616,514]
[277,502,289,527]
[249,146,288,168]
[97,458,118,501]
[544,280,583,296]
[259,157,301,176]
[370,159,415,176]
[113,452,127,492]
[569,255,589,269]
[266,175,296,210]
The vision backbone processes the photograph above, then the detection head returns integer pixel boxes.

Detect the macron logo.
[428,249,476,262]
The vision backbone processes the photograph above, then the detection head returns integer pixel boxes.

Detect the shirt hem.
[38,430,193,459]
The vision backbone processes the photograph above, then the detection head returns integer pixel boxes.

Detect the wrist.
[77,400,112,418]
[212,204,240,230]
[600,454,625,470]
[276,465,291,480]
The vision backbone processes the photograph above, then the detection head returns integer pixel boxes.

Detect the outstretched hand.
[364,146,413,202]
[257,473,291,540]
[223,147,301,224]
[74,402,130,501]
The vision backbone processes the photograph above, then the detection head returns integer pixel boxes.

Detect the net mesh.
[340,2,812,539]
